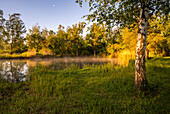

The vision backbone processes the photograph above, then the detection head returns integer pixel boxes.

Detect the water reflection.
[0,61,28,82]
[0,57,128,82]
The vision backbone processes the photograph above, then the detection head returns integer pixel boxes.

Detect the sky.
[0,0,90,35]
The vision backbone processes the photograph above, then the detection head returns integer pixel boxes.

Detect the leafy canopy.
[76,0,169,28]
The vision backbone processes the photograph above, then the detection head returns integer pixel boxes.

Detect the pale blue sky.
[0,0,90,34]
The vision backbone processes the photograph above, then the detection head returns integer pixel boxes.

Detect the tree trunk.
[66,47,69,56]
[146,49,149,59]
[36,46,38,52]
[94,45,96,56]
[76,39,78,56]
[135,2,149,90]
[10,35,14,55]
[10,39,13,54]
[76,49,78,56]
[11,43,12,54]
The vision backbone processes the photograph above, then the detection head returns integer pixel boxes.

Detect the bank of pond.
[0,57,170,113]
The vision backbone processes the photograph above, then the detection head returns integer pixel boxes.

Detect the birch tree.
[76,0,169,90]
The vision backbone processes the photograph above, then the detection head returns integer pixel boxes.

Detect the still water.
[0,57,128,82]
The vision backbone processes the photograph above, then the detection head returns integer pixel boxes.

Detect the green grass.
[0,57,170,113]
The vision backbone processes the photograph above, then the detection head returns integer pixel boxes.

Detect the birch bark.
[135,1,149,89]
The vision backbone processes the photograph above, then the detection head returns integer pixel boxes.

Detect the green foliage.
[67,22,86,56]
[26,24,46,52]
[2,13,26,54]
[87,23,107,56]
[48,25,67,56]
[48,36,63,55]
[76,0,169,28]
[0,10,5,50]
[147,16,170,56]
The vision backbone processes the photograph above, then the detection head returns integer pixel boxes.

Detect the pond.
[0,57,128,82]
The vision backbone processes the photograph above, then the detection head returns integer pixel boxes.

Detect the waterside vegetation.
[0,57,169,113]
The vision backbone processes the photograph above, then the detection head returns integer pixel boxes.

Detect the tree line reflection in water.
[0,61,28,82]
[0,57,129,82]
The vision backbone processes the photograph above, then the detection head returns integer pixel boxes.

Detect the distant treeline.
[0,10,169,57]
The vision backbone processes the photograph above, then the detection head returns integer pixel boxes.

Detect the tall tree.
[57,25,67,56]
[84,33,94,55]
[0,9,5,50]
[48,25,67,56]
[87,23,106,56]
[76,0,169,90]
[26,24,45,52]
[5,13,26,54]
[41,27,49,48]
[66,26,74,55]
[67,22,86,56]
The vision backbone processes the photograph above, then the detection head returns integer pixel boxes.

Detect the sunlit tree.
[57,25,67,55]
[4,13,26,54]
[41,27,49,48]
[84,33,94,55]
[66,26,74,55]
[67,22,86,56]
[48,25,67,56]
[0,9,5,50]
[76,0,169,90]
[87,23,106,56]
[26,24,45,52]
[147,16,170,57]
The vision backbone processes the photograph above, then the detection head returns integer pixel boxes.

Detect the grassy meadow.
[0,57,170,113]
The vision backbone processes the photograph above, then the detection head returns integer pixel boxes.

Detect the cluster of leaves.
[76,0,169,28]
[147,16,170,56]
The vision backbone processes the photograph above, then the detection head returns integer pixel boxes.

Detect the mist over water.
[0,57,128,82]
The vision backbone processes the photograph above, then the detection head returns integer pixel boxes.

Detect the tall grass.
[0,57,170,113]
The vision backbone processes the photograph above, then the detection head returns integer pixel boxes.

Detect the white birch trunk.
[135,1,149,89]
